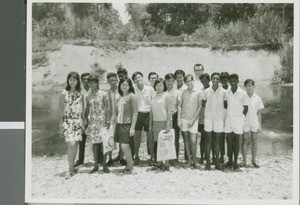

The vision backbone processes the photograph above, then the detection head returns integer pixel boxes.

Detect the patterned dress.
[85,90,109,144]
[62,90,84,142]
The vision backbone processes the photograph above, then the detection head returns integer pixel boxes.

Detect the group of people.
[59,64,264,179]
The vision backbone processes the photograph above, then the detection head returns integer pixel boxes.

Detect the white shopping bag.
[102,126,117,154]
[157,129,177,161]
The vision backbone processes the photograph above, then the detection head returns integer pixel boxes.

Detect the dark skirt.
[114,123,131,144]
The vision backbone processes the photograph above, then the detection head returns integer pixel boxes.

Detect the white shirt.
[203,86,227,121]
[167,87,180,114]
[134,85,155,113]
[245,92,264,127]
[193,78,204,91]
[175,83,187,93]
[226,87,249,118]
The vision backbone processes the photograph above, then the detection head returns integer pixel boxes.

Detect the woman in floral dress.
[85,75,110,173]
[59,72,85,179]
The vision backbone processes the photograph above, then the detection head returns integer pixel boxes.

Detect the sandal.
[65,171,75,180]
[88,167,99,174]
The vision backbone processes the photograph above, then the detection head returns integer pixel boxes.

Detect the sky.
[111,3,131,24]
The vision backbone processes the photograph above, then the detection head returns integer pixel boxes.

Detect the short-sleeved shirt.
[203,86,227,121]
[107,89,120,120]
[167,88,180,114]
[117,93,136,124]
[176,83,188,93]
[245,92,264,127]
[226,87,249,118]
[179,88,202,121]
[151,92,170,121]
[193,78,204,91]
[135,85,155,113]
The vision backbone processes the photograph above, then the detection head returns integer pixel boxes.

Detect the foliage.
[272,41,293,84]
[250,11,288,45]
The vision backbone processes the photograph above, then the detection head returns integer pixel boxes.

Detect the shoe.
[219,157,224,164]
[193,163,201,169]
[103,167,110,173]
[199,158,204,165]
[133,157,140,166]
[120,159,127,166]
[183,162,192,168]
[106,159,113,166]
[205,163,211,170]
[233,163,240,171]
[163,164,170,171]
[65,171,75,180]
[149,159,155,166]
[239,162,246,167]
[252,162,260,168]
[215,164,225,171]
[225,161,233,167]
[74,160,83,167]
[88,167,99,174]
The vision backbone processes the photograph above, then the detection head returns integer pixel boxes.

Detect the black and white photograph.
[25,0,299,204]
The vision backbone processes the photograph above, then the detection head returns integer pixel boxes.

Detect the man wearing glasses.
[193,64,205,91]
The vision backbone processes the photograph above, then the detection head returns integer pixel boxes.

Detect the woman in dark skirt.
[114,78,138,174]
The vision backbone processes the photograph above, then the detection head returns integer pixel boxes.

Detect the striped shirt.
[116,93,136,124]
[179,88,202,120]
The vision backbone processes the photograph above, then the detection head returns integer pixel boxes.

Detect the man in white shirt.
[242,79,264,168]
[132,72,156,165]
[224,74,249,171]
[193,64,205,91]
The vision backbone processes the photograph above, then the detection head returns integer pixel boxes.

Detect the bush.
[272,40,293,84]
[250,11,288,45]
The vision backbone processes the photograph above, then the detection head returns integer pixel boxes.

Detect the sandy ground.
[31,139,293,200]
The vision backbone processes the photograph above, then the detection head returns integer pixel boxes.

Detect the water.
[32,85,293,157]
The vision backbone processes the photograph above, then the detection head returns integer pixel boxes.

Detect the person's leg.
[121,143,133,173]
[75,133,87,166]
[89,143,99,173]
[226,133,233,166]
[219,132,225,164]
[146,131,154,162]
[212,134,216,165]
[251,131,260,168]
[134,130,142,164]
[173,113,180,160]
[182,131,192,167]
[213,132,223,170]
[233,133,240,170]
[242,132,250,166]
[129,137,135,158]
[67,141,79,173]
[102,151,110,173]
[199,125,206,164]
[190,132,200,168]
[205,131,212,170]
[98,142,103,165]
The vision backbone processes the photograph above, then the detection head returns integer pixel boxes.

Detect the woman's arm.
[85,97,90,126]
[130,95,138,136]
[165,95,172,132]
[58,92,65,136]
[177,98,182,129]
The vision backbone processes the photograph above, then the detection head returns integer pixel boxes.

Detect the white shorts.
[244,124,259,132]
[224,116,245,135]
[204,119,223,133]
[181,119,199,134]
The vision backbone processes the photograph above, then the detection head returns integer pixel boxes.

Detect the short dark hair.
[229,73,239,81]
[132,72,143,81]
[66,72,81,91]
[154,78,167,91]
[88,75,99,83]
[194,64,204,71]
[174,69,185,77]
[117,67,128,76]
[148,72,158,80]
[118,78,135,96]
[244,79,255,86]
[81,73,90,80]
[199,73,210,81]
[184,74,194,82]
[211,72,220,79]
[165,73,175,80]
[106,72,118,80]
[220,72,229,80]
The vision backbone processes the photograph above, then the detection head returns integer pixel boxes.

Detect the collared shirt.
[107,89,120,121]
[179,88,202,120]
[135,85,155,113]
[245,92,264,127]
[175,83,188,93]
[226,87,249,117]
[117,93,136,124]
[151,92,170,121]
[167,87,180,114]
[203,86,227,121]
[193,78,204,91]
